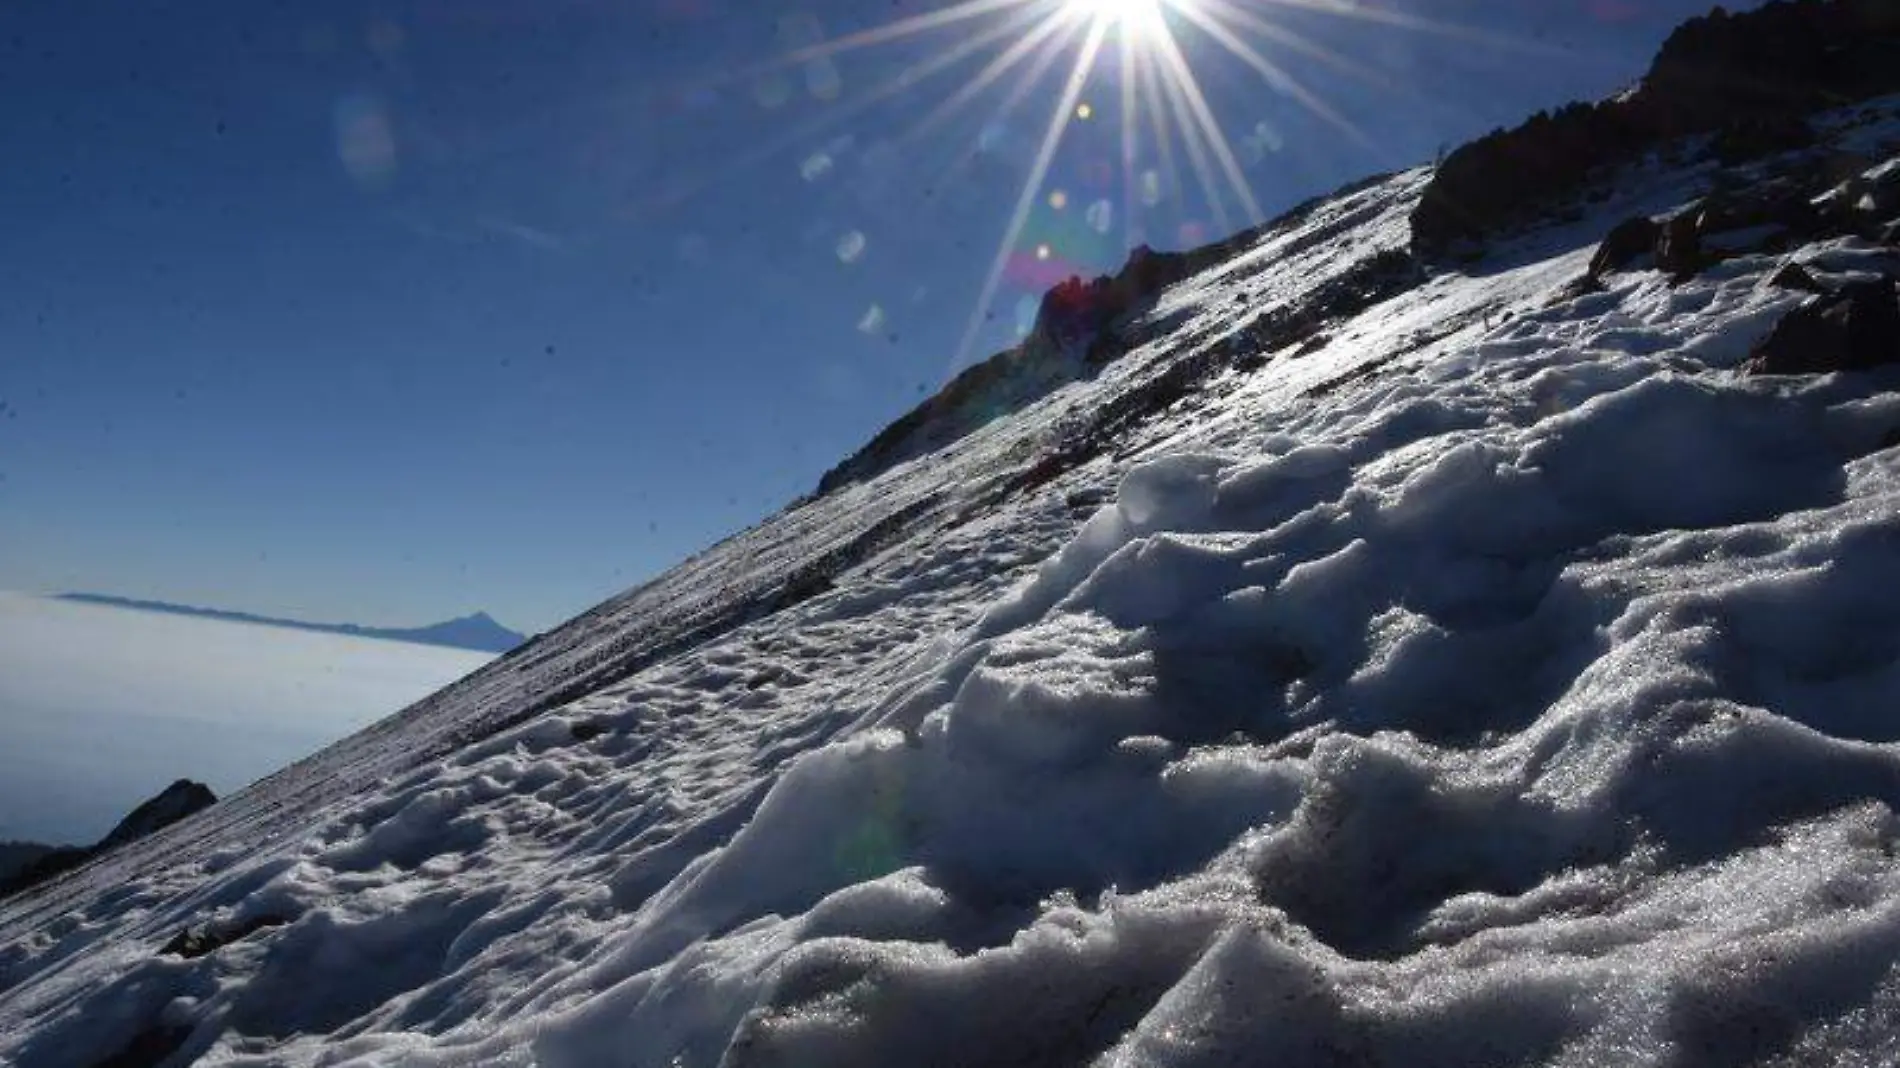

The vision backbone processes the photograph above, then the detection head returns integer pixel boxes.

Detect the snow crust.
[6,98,1900,1067]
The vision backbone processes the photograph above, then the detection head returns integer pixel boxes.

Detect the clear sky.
[0,0,1755,634]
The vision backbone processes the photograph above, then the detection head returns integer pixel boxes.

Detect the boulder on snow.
[1655,208,1706,279]
[1764,261,1828,294]
[1745,278,1900,375]
[1589,215,1662,277]
[1656,186,1822,280]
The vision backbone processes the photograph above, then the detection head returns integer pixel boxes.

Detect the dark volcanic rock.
[1589,216,1662,277]
[1656,208,1708,279]
[100,779,216,850]
[1765,262,1828,293]
[816,243,1207,494]
[1653,186,1825,280]
[1411,0,1900,255]
[1745,278,1900,375]
[1,780,217,901]
[814,170,1401,497]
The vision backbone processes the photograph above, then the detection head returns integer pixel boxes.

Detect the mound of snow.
[6,90,1900,1068]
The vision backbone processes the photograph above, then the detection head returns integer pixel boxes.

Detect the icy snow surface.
[7,98,1900,1067]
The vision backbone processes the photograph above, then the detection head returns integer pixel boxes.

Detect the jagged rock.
[1411,0,1900,255]
[816,243,1202,494]
[1657,187,1823,280]
[99,780,216,850]
[1656,208,1706,279]
[1765,261,1827,293]
[3,781,219,901]
[1745,278,1900,375]
[1589,216,1661,276]
[159,914,289,959]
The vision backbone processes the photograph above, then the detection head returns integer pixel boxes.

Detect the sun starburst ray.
[1134,42,1185,228]
[1194,0,1396,92]
[952,17,1112,371]
[653,0,1563,375]
[916,13,1086,198]
[908,8,1080,141]
[780,0,1045,69]
[1253,0,1570,56]
[1156,53,1235,232]
[1118,26,1141,247]
[640,7,1054,211]
[1168,0,1381,159]
[1147,13,1262,223]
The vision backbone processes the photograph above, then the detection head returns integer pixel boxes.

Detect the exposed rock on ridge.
[1411,0,1900,255]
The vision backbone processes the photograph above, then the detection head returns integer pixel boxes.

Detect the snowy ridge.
[6,94,1900,1066]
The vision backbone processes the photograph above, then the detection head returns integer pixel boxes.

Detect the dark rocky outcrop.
[1745,277,1900,374]
[0,780,217,901]
[993,247,1423,502]
[1412,0,1900,255]
[100,779,216,850]
[1765,261,1828,293]
[814,171,1402,497]
[1658,184,1823,278]
[0,841,59,884]
[1590,216,1663,277]
[816,243,1216,495]
[1576,176,1850,293]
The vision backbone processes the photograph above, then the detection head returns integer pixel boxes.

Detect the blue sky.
[0,0,1754,633]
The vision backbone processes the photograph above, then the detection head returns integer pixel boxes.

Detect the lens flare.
[671,0,1555,374]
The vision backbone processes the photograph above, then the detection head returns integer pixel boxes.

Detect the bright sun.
[1068,0,1167,32]
[726,0,1446,369]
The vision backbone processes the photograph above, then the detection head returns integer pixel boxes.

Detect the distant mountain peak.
[57,593,526,654]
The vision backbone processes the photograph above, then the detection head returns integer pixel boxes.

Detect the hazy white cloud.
[0,594,487,844]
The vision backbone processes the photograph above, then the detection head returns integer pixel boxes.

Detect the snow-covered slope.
[6,90,1900,1067]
